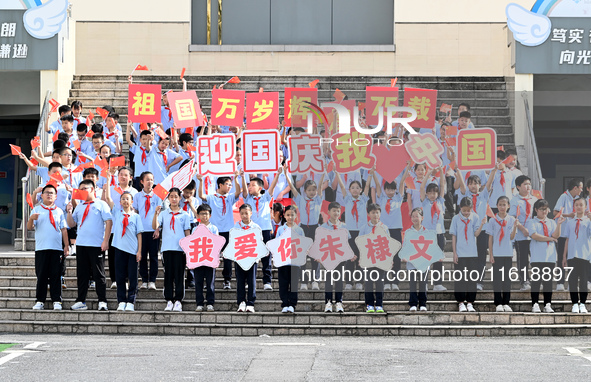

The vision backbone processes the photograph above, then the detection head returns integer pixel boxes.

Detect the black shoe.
[188,281,196,289]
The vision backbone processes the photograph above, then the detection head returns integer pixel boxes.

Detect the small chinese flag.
[96,107,109,120]
[446,126,458,136]
[486,204,495,219]
[49,99,59,113]
[52,130,59,142]
[88,111,95,120]
[72,189,89,201]
[532,190,542,199]
[140,123,149,131]
[72,140,81,150]
[30,157,38,166]
[10,144,21,155]
[73,162,93,173]
[153,184,169,200]
[85,130,94,139]
[391,78,398,87]
[228,76,240,84]
[26,193,33,209]
[180,67,186,79]
[94,157,108,170]
[109,156,126,168]
[187,143,197,152]
[79,155,87,163]
[497,146,504,151]
[333,89,345,102]
[358,102,365,111]
[440,103,452,113]
[114,186,124,195]
[554,207,564,220]
[31,139,40,149]
[308,79,319,88]
[404,176,416,190]
[502,155,514,165]
[85,116,92,127]
[50,171,64,183]
[155,127,168,140]
[47,179,58,188]
[445,137,456,147]
[100,168,109,178]
[327,161,334,173]
[259,87,264,93]
[135,64,149,71]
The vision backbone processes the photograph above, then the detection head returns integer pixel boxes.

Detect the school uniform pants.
[454,257,478,303]
[162,251,186,302]
[278,265,298,308]
[515,240,531,284]
[530,262,554,306]
[364,268,385,306]
[345,231,360,282]
[35,250,62,303]
[194,266,216,306]
[389,229,402,285]
[236,263,257,306]
[556,237,567,284]
[301,224,319,283]
[568,258,589,304]
[260,230,273,285]
[324,264,344,304]
[492,257,512,306]
[75,246,107,303]
[139,232,160,283]
[114,248,138,304]
[107,234,116,283]
[409,269,428,308]
[476,232,489,277]
[220,231,233,282]
[432,234,445,286]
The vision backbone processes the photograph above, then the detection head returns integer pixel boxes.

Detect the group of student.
[22,95,591,317]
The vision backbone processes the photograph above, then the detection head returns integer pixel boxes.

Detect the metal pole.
[21,176,28,251]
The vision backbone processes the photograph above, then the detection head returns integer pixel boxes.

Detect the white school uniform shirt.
[103,129,123,149]
[194,174,218,195]
[294,194,322,226]
[421,197,445,234]
[277,223,304,237]
[359,221,389,237]
[62,166,83,189]
[450,212,480,258]
[407,176,438,211]
[48,120,63,135]
[108,186,138,214]
[488,214,516,258]
[129,145,151,177]
[508,194,537,241]
[31,204,67,251]
[157,209,191,252]
[335,170,362,206]
[377,192,403,229]
[161,106,175,130]
[206,192,237,232]
[554,191,576,238]
[112,210,144,255]
[243,192,272,231]
[133,190,162,233]
[489,170,514,208]
[180,196,201,224]
[265,173,288,200]
[344,194,369,232]
[320,221,351,239]
[458,188,490,231]
[71,199,113,247]
[562,217,591,261]
[526,217,558,263]
[148,148,180,185]
[37,183,71,213]
[192,222,219,235]
[234,220,261,231]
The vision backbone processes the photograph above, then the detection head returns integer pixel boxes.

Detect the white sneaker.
[110,281,117,289]
[409,306,417,312]
[172,301,182,312]
[263,283,273,291]
[556,284,565,291]
[287,306,295,313]
[458,303,467,312]
[496,305,504,312]
[300,283,308,291]
[139,282,147,289]
[588,282,591,291]
[237,301,246,312]
[148,282,156,290]
[117,302,126,311]
[580,304,588,314]
[324,302,333,313]
[466,303,476,312]
[196,305,204,312]
[125,303,135,312]
[206,305,214,312]
[390,284,400,291]
[384,284,391,291]
[503,305,513,312]
[345,284,353,290]
[520,283,531,291]
[245,305,255,313]
[281,307,289,313]
[419,306,428,312]
[476,283,483,291]
[98,302,108,311]
[32,302,44,310]
[532,303,541,313]
[336,302,344,313]
[223,281,231,290]
[70,301,87,311]
[164,301,174,311]
[53,302,62,310]
[355,283,363,290]
[543,303,554,313]
[311,282,319,290]
[572,304,580,313]
[433,285,447,291]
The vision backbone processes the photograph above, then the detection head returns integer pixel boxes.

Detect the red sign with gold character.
[211,89,245,127]
[246,92,279,130]
[284,88,317,128]
[365,86,399,126]
[167,90,205,129]
[403,88,438,129]
[128,84,161,123]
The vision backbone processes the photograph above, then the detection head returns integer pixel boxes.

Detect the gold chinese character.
[175,99,196,121]
[215,98,240,119]
[288,96,311,120]
[407,96,431,121]
[131,92,156,116]
[252,100,274,123]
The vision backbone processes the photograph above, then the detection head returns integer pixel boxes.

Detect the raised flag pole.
[130,63,140,77]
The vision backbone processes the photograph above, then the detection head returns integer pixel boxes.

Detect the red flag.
[155,127,168,140]
[486,204,495,219]
[404,176,416,190]
[446,125,458,136]
[30,139,40,149]
[333,88,345,102]
[100,168,109,178]
[140,123,149,131]
[180,67,186,79]
[187,143,197,152]
[445,137,456,147]
[72,189,89,201]
[554,207,564,220]
[134,64,149,71]
[308,79,319,88]
[114,186,124,195]
[85,130,94,139]
[10,144,21,155]
[109,156,126,168]
[532,190,543,199]
[516,205,521,218]
[85,116,92,127]
[502,155,514,165]
[72,140,81,150]
[94,157,108,170]
[153,184,169,200]
[96,107,109,120]
[49,99,59,114]
[440,103,452,114]
[26,193,33,209]
[79,156,87,163]
[228,76,240,84]
[327,161,334,173]
[47,179,58,188]
[496,146,504,151]
[30,157,38,166]
[391,78,398,87]
[73,162,93,173]
[259,87,264,93]
[50,172,64,183]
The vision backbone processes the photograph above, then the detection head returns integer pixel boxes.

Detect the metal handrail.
[21,90,51,251]
[521,91,546,198]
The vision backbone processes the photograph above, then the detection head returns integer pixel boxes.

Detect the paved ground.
[1,335,590,381]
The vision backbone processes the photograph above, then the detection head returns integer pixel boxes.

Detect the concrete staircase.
[1,254,590,336]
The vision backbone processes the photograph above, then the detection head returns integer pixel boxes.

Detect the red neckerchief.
[430,200,440,222]
[164,106,172,120]
[493,214,506,245]
[140,147,147,165]
[386,197,392,214]
[40,204,58,231]
[144,193,152,218]
[216,194,227,214]
[351,199,359,223]
[523,196,532,224]
[471,194,478,213]
[80,201,95,227]
[460,217,470,241]
[183,201,189,211]
[254,196,260,213]
[539,219,550,247]
[305,198,312,225]
[170,211,180,232]
[575,218,581,239]
[121,213,130,237]
[499,171,506,188]
[158,151,167,166]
